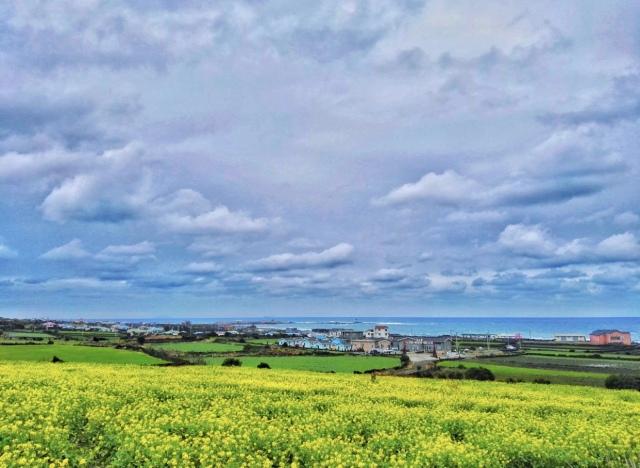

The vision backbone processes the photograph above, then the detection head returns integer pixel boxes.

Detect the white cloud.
[614,211,639,226]
[41,239,90,260]
[183,261,222,275]
[498,224,556,257]
[0,148,88,184]
[0,243,18,259]
[445,210,506,223]
[596,232,640,261]
[38,277,128,291]
[249,243,354,271]
[162,206,273,234]
[374,170,480,206]
[100,241,156,256]
[40,144,152,223]
[371,268,407,282]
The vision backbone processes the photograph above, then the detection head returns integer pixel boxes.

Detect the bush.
[465,367,495,381]
[457,364,466,369]
[400,353,410,368]
[221,358,242,367]
[257,362,271,369]
[605,374,640,390]
[51,355,64,363]
[533,378,551,385]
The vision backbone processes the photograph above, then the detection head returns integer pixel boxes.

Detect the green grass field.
[2,331,53,339]
[439,360,608,386]
[0,344,164,365]
[497,354,640,373]
[246,338,279,345]
[56,330,121,341]
[206,355,399,373]
[151,341,245,353]
[524,349,640,360]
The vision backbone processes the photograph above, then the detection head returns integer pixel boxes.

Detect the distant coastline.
[15,316,640,341]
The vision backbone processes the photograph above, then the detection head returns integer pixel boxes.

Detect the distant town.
[1,317,634,358]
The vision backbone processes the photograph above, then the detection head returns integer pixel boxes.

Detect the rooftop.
[590,329,629,336]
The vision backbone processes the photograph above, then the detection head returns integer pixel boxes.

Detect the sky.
[0,1,639,319]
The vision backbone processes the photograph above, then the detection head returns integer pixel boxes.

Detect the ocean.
[118,316,640,341]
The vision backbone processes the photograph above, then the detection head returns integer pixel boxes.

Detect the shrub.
[51,355,64,363]
[605,374,640,390]
[457,364,466,369]
[221,358,242,367]
[533,378,551,385]
[257,362,271,369]
[400,353,410,368]
[465,367,495,381]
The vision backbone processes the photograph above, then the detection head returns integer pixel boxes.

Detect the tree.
[136,335,146,345]
[464,367,495,381]
[257,362,270,369]
[222,358,242,367]
[605,374,640,390]
[400,352,410,368]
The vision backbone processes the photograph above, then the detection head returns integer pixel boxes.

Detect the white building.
[554,334,587,342]
[364,324,389,339]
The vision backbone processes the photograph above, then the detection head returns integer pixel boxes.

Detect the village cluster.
[277,324,454,355]
[7,320,634,355]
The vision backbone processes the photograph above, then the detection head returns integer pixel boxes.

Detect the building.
[554,334,587,342]
[364,324,389,339]
[341,330,364,340]
[277,337,350,351]
[311,328,345,338]
[350,338,392,353]
[589,330,632,346]
[390,336,452,355]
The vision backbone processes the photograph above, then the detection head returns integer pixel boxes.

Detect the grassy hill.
[0,344,164,365]
[206,354,399,372]
[150,341,245,353]
[1,362,639,466]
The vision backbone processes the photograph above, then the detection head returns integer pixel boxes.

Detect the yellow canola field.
[1,362,639,467]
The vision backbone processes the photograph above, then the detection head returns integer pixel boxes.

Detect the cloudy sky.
[1,1,639,318]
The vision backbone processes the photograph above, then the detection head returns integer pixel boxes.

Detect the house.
[278,336,348,350]
[392,337,423,352]
[364,324,389,339]
[390,336,452,355]
[329,338,350,351]
[589,330,632,346]
[341,330,364,340]
[554,334,587,342]
[350,338,391,353]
